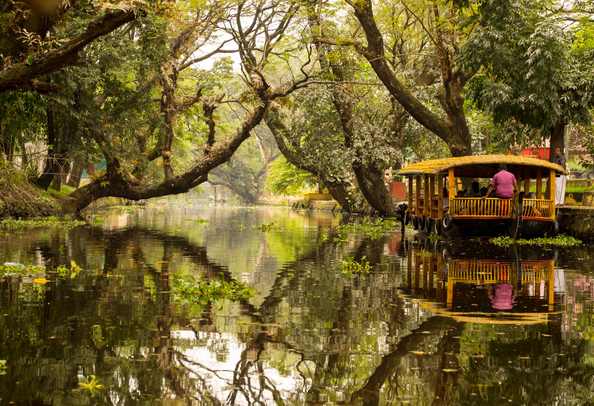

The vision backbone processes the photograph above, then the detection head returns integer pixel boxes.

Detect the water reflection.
[0,206,593,405]
[400,240,565,323]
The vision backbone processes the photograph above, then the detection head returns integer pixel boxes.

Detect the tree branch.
[0,7,143,93]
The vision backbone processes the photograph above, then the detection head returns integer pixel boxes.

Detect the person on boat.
[525,191,542,217]
[482,163,518,200]
[468,181,481,197]
[456,190,468,215]
[555,147,567,206]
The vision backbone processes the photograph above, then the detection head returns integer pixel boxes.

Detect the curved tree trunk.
[347,0,473,158]
[265,108,358,213]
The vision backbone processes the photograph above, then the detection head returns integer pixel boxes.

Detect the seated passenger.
[525,191,541,217]
[482,163,518,200]
[468,181,481,197]
[456,190,468,215]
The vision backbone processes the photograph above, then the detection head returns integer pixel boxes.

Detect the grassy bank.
[0,162,61,218]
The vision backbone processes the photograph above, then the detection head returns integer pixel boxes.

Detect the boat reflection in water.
[399,239,565,324]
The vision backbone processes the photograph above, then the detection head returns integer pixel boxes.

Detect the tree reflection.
[1,222,594,405]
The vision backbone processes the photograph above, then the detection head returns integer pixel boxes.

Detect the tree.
[57,0,318,212]
[330,0,475,157]
[459,0,594,162]
[0,0,147,93]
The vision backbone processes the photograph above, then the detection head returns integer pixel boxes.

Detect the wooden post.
[524,167,530,194]
[448,168,456,213]
[428,176,434,218]
[407,176,413,213]
[407,244,412,289]
[536,167,542,199]
[415,177,421,215]
[550,169,556,218]
[414,246,420,290]
[423,176,430,217]
[438,176,444,218]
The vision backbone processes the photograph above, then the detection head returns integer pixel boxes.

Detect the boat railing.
[521,261,554,283]
[450,197,510,217]
[449,260,553,284]
[523,199,554,219]
[449,260,514,284]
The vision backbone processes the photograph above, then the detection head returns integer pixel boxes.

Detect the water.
[0,204,593,405]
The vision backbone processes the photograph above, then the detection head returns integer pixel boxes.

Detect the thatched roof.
[397,154,568,178]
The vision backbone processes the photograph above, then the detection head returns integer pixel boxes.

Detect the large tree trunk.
[264,108,358,213]
[37,107,59,190]
[67,162,84,188]
[348,0,473,158]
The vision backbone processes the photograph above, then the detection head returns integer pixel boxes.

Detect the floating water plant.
[255,222,281,231]
[1,216,86,230]
[489,234,582,247]
[0,263,45,277]
[341,256,371,278]
[78,375,104,397]
[173,274,257,305]
[336,218,397,240]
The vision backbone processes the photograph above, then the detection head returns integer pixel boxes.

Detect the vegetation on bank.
[0,162,61,218]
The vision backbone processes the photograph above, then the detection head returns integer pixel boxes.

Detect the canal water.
[0,204,593,405]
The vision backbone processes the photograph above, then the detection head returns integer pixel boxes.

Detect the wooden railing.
[523,199,554,219]
[449,260,554,284]
[521,261,554,284]
[449,260,514,284]
[450,197,510,217]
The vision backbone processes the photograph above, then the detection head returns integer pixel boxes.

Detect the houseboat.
[397,155,568,238]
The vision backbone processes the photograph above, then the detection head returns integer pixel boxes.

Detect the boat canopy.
[397,154,568,178]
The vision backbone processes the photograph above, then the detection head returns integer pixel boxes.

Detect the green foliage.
[460,0,594,134]
[265,156,318,195]
[173,274,257,305]
[340,256,371,278]
[47,184,77,198]
[489,234,582,247]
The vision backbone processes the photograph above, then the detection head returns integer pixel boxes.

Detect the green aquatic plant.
[185,218,209,224]
[0,217,86,230]
[173,274,257,305]
[417,249,432,258]
[255,222,281,231]
[336,218,397,240]
[0,263,45,277]
[52,260,82,279]
[78,375,104,397]
[428,233,443,241]
[489,234,582,247]
[341,256,371,278]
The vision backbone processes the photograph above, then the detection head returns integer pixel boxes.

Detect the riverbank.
[558,206,594,243]
[0,167,61,218]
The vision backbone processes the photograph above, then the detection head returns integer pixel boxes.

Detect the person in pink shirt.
[482,163,518,199]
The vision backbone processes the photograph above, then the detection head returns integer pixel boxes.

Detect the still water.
[0,204,593,405]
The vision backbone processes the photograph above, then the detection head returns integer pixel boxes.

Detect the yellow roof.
[398,154,568,178]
